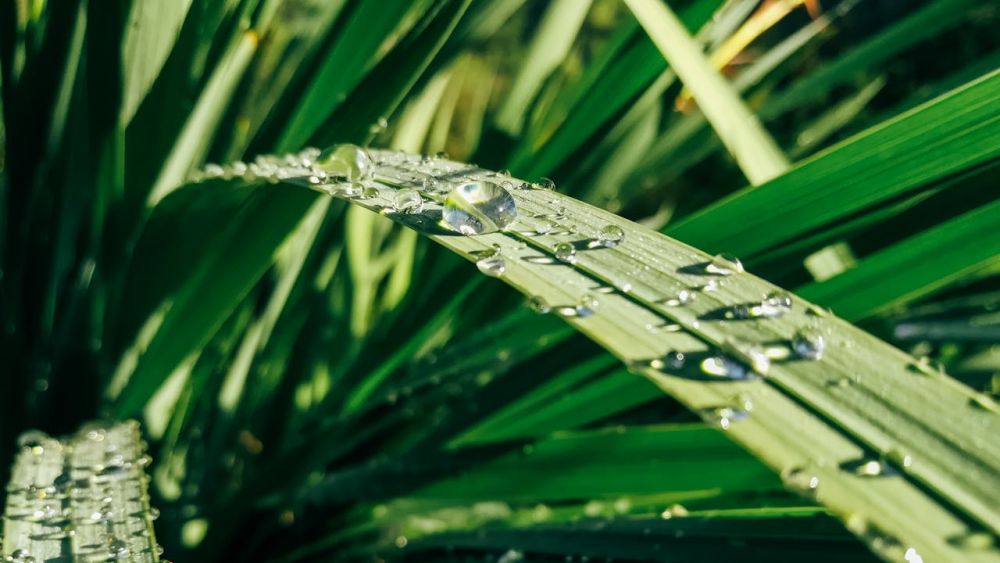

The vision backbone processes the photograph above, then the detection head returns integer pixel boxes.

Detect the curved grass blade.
[194,146,1000,562]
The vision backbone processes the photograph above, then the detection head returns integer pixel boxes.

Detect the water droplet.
[148,507,161,521]
[660,504,689,519]
[886,449,912,469]
[392,189,423,214]
[663,351,686,370]
[361,186,381,199]
[575,293,600,317]
[792,328,826,360]
[528,296,551,314]
[741,345,771,375]
[781,466,819,496]
[665,289,696,307]
[476,256,506,278]
[597,224,624,248]
[903,547,924,563]
[705,253,744,276]
[845,458,892,477]
[700,355,752,380]
[9,549,36,563]
[534,219,555,235]
[17,430,49,454]
[761,291,793,317]
[442,181,517,234]
[538,178,556,190]
[109,539,130,558]
[316,144,373,182]
[554,243,576,263]
[703,406,750,430]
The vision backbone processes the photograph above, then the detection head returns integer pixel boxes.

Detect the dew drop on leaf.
[392,189,423,214]
[442,181,517,234]
[476,256,506,278]
[792,328,826,360]
[528,296,551,314]
[760,291,793,317]
[597,224,625,248]
[554,242,576,263]
[575,293,600,317]
[700,355,752,380]
[538,177,556,190]
[316,144,373,182]
[705,253,744,276]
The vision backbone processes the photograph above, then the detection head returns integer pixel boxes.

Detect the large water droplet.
[705,253,744,276]
[792,328,826,360]
[442,181,517,234]
[392,189,423,214]
[316,144,373,182]
[476,256,506,278]
[554,242,576,263]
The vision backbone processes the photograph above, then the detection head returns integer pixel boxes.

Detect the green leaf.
[667,69,1000,258]
[799,196,1000,321]
[243,147,999,561]
[120,0,193,125]
[624,0,788,185]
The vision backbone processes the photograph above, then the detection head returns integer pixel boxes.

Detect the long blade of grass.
[120,0,194,126]
[493,0,593,136]
[624,0,789,185]
[186,147,1000,562]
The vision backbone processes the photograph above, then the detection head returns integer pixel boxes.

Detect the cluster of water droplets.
[3,423,163,562]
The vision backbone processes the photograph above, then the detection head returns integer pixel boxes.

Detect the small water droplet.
[781,466,819,496]
[660,504,688,519]
[17,430,49,454]
[554,242,576,263]
[700,355,752,380]
[903,547,924,563]
[316,144,373,182]
[361,186,381,199]
[663,351,686,370]
[534,219,555,235]
[392,189,423,214]
[9,549,36,563]
[528,296,551,314]
[476,256,506,278]
[705,253,744,276]
[703,406,750,430]
[538,178,556,190]
[575,293,600,317]
[792,328,826,360]
[109,538,130,558]
[596,224,624,248]
[665,289,696,307]
[442,181,517,234]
